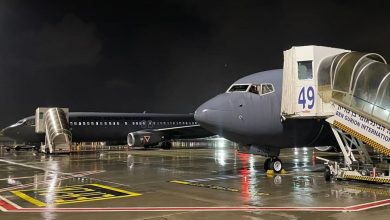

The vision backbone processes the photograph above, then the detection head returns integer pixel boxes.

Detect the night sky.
[1,0,390,129]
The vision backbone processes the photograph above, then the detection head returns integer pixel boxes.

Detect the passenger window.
[87,122,90,126]
[104,122,107,126]
[298,61,313,80]
[83,122,86,126]
[70,122,73,126]
[91,122,94,126]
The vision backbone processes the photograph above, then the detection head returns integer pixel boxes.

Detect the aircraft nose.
[1,126,18,139]
[1,127,12,138]
[195,94,233,133]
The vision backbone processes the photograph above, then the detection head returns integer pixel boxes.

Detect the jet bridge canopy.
[318,52,390,125]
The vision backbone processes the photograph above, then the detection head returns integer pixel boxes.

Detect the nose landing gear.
[264,157,283,173]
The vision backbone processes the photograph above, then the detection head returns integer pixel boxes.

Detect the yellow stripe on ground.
[89,184,141,196]
[169,180,190,185]
[11,191,47,207]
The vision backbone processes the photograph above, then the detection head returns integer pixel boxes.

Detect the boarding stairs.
[281,46,390,183]
[320,51,390,183]
[36,107,72,153]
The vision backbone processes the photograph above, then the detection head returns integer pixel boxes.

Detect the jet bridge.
[281,46,390,183]
[35,107,72,153]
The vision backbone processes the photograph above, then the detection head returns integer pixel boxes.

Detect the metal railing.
[44,108,72,153]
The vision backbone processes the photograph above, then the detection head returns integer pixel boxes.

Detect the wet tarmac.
[0,145,389,220]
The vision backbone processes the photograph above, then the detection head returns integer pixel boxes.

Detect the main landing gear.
[264,157,283,173]
[161,141,172,150]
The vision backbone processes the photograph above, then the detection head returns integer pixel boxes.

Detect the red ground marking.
[1,197,390,213]
[0,199,18,211]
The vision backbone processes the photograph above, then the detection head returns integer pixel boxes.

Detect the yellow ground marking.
[11,190,47,207]
[90,183,141,196]
[169,180,190,185]
[11,184,141,207]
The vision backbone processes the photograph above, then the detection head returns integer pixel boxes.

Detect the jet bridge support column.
[35,107,72,153]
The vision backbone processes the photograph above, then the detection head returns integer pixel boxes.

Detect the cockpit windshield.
[227,83,274,95]
[227,84,249,92]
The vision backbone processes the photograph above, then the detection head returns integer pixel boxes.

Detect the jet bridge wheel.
[324,166,331,181]
[264,157,283,173]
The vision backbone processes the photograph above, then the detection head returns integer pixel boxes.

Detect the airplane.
[194,69,338,173]
[1,112,213,151]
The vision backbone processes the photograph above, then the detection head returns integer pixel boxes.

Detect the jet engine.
[127,131,163,147]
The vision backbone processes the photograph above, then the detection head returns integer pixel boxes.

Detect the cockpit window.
[26,119,35,126]
[227,83,274,95]
[261,84,274,95]
[227,84,250,92]
[248,85,261,94]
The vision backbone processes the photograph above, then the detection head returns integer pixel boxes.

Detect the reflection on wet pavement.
[0,144,389,219]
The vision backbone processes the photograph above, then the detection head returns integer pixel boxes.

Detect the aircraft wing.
[152,125,214,139]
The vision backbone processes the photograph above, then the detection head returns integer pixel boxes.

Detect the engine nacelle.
[314,146,336,152]
[127,131,163,147]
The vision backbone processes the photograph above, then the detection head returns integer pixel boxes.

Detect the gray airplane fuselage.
[195,69,336,149]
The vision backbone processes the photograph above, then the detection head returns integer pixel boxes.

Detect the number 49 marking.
[298,86,315,109]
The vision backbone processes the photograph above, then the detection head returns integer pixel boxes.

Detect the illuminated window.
[298,61,313,80]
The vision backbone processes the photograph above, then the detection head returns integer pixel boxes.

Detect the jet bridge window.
[227,84,250,92]
[298,61,313,80]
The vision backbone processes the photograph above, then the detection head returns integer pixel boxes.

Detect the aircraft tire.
[269,158,283,173]
[324,166,331,181]
[161,142,172,150]
[264,158,271,171]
